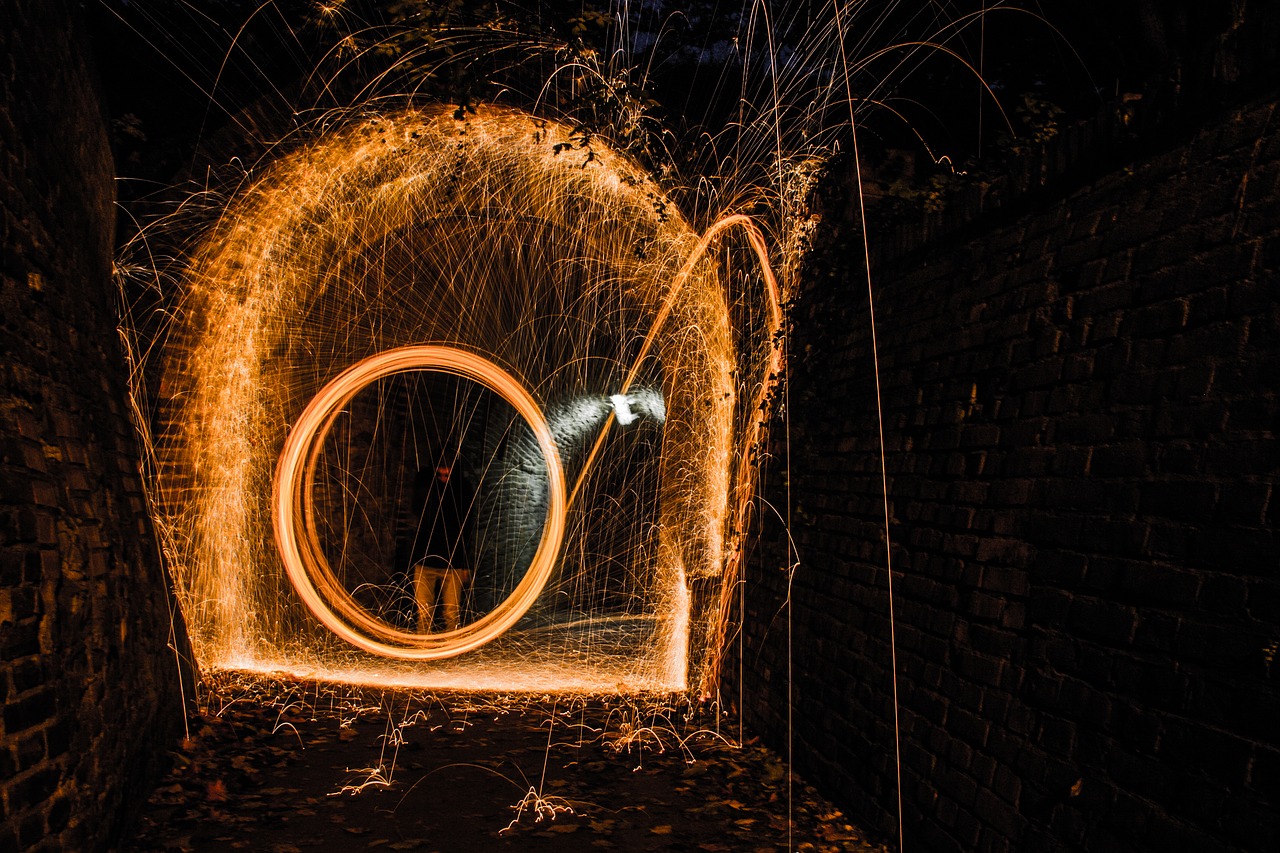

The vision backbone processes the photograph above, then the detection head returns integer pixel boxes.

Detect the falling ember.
[146,105,781,693]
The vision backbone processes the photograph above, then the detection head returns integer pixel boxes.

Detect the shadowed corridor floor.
[126,675,888,852]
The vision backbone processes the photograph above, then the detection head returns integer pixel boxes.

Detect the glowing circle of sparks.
[273,345,567,660]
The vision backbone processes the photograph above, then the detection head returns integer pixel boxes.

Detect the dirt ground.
[125,674,890,852]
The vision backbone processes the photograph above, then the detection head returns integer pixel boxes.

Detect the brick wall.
[729,92,1280,852]
[1,2,192,850]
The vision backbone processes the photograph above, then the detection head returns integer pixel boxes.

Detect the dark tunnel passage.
[3,2,1279,852]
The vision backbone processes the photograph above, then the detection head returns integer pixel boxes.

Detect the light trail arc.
[273,344,567,660]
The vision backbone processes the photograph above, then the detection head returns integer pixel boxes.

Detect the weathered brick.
[738,80,1280,853]
[44,718,71,760]
[1067,598,1136,645]
[1116,562,1201,605]
[1132,610,1180,652]
[1166,723,1253,788]
[17,810,46,849]
[1059,676,1114,727]
[1251,748,1280,800]
[1,619,41,659]
[1116,656,1190,710]
[1090,443,1148,477]
[46,795,71,833]
[14,733,46,773]
[969,624,1018,660]
[2,685,56,733]
[0,8,190,851]
[1052,413,1114,444]
[9,766,60,816]
[1190,525,1276,570]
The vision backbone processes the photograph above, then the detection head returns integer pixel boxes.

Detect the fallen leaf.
[650,825,673,835]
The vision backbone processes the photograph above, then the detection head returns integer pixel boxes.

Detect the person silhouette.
[409,461,472,632]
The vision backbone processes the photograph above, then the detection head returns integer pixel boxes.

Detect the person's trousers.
[413,563,470,632]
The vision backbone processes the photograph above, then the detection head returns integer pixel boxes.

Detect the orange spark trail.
[275,346,567,659]
[139,105,786,693]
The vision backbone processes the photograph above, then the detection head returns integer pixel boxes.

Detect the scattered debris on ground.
[127,673,890,852]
